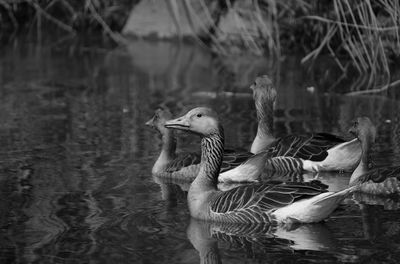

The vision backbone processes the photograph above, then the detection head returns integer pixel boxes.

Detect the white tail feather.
[273,186,356,224]
[312,186,356,206]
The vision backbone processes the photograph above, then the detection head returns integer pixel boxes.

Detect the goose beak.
[249,82,255,91]
[145,117,154,127]
[165,115,190,130]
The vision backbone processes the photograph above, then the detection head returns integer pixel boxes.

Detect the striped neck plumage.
[350,135,372,185]
[198,126,225,187]
[251,95,275,153]
[255,93,274,136]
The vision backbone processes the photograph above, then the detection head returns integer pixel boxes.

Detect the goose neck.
[161,129,176,154]
[350,137,371,185]
[251,98,275,153]
[255,98,274,134]
[192,127,224,190]
[152,130,176,174]
[188,128,224,219]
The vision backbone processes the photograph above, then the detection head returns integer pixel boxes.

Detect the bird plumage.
[348,117,400,195]
[146,107,268,182]
[250,75,362,172]
[165,107,354,224]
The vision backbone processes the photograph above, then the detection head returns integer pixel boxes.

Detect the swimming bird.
[348,117,400,195]
[165,107,355,224]
[249,75,362,172]
[146,108,268,182]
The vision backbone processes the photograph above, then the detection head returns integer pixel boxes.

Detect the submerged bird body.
[165,107,354,224]
[348,117,400,195]
[250,76,361,172]
[146,108,268,182]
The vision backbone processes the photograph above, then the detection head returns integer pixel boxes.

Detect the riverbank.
[1,0,399,91]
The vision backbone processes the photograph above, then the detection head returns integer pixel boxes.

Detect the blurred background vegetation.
[1,0,399,91]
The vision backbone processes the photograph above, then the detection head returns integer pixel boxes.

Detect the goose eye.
[197,113,202,118]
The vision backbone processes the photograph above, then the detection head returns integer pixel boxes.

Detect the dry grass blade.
[0,0,18,28]
[86,0,127,45]
[28,0,75,33]
[302,15,400,31]
[182,0,221,52]
[346,79,400,96]
[301,0,399,90]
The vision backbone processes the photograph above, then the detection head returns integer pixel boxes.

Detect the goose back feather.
[250,75,361,172]
[209,181,328,224]
[268,133,346,161]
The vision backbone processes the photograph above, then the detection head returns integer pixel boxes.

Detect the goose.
[145,108,268,182]
[348,117,400,195]
[250,75,362,172]
[165,107,355,224]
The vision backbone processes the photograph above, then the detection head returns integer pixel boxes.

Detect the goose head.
[164,107,222,136]
[250,75,277,111]
[145,108,173,135]
[348,117,376,145]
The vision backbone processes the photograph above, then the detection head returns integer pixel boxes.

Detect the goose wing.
[210,181,328,216]
[220,149,254,173]
[166,149,253,173]
[166,152,201,172]
[269,133,346,161]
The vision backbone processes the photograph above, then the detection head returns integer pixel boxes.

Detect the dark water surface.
[1,37,400,263]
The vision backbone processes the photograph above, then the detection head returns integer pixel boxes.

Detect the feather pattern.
[165,149,255,173]
[220,149,254,173]
[351,166,400,195]
[348,117,400,195]
[265,156,303,172]
[209,181,328,224]
[148,108,265,181]
[201,133,225,183]
[166,107,353,224]
[188,218,339,260]
[267,133,346,162]
[352,166,400,185]
[250,75,361,172]
[165,152,201,172]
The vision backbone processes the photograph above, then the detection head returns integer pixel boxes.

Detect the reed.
[179,0,399,90]
[1,0,399,91]
[301,0,400,91]
[223,0,399,90]
[0,0,132,43]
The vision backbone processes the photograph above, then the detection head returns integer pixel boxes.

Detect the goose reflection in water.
[187,218,339,264]
[186,202,400,264]
[152,174,189,206]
